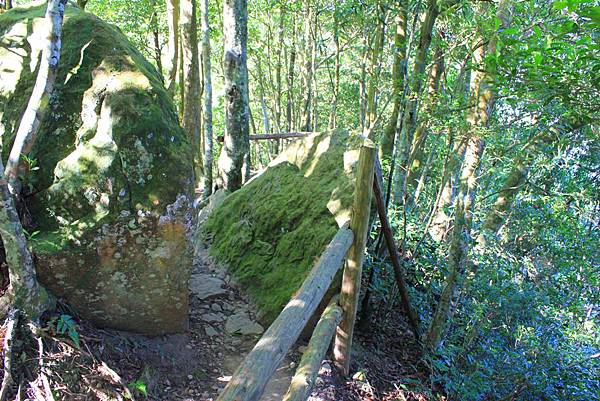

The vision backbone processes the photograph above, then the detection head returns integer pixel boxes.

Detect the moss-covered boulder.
[204,130,362,323]
[0,5,193,334]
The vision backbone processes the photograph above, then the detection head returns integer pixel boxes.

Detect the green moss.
[0,4,191,254]
[204,130,362,322]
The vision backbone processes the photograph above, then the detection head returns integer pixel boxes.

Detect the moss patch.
[204,129,362,322]
[0,3,191,249]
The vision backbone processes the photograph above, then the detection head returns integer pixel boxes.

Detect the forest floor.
[15,237,434,400]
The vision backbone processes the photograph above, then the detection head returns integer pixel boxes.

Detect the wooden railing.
[216,142,416,401]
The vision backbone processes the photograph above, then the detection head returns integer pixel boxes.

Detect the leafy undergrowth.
[0,310,137,401]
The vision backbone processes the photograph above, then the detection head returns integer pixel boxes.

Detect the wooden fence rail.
[283,296,342,401]
[216,226,353,401]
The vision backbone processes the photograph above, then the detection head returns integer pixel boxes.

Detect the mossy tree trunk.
[328,2,340,130]
[166,0,180,94]
[405,45,444,201]
[181,0,203,186]
[218,0,250,191]
[201,0,213,197]
[286,14,296,133]
[300,0,313,132]
[380,0,407,164]
[4,0,68,192]
[392,0,439,204]
[364,0,386,137]
[0,0,68,320]
[426,0,510,349]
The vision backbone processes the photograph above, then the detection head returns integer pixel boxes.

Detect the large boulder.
[0,5,193,334]
[203,130,362,323]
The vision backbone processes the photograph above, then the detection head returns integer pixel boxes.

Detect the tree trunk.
[364,0,386,136]
[151,10,163,82]
[425,135,485,349]
[328,3,341,130]
[218,0,250,191]
[380,0,407,163]
[166,0,180,94]
[181,0,203,186]
[406,45,444,197]
[392,0,439,204]
[286,14,296,133]
[200,0,213,198]
[76,0,87,9]
[4,0,69,192]
[426,0,510,349]
[0,0,67,319]
[300,0,313,132]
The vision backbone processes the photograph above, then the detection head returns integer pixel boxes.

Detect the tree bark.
[328,3,341,130]
[380,0,407,163]
[166,0,180,94]
[286,14,296,133]
[300,0,313,132]
[392,0,440,204]
[201,0,213,198]
[0,0,67,319]
[406,45,444,196]
[4,0,69,192]
[364,0,386,136]
[181,0,203,185]
[426,0,510,349]
[218,0,250,191]
[151,10,163,81]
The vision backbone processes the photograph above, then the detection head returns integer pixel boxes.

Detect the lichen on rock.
[0,4,193,334]
[203,129,362,323]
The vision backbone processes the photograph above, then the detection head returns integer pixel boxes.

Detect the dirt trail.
[99,239,298,400]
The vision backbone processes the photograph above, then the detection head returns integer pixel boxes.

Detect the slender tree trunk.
[392,0,439,204]
[274,6,285,151]
[364,0,386,136]
[425,135,485,349]
[426,0,510,349]
[0,0,67,319]
[328,3,341,130]
[181,0,203,185]
[166,0,180,94]
[200,0,213,198]
[4,0,69,192]
[406,45,444,195]
[151,10,163,81]
[76,0,87,9]
[218,0,250,191]
[286,15,296,133]
[380,0,407,163]
[301,0,313,132]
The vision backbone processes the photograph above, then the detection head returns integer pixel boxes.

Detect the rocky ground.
[25,226,433,401]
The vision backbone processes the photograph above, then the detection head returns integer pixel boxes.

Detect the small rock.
[201,312,225,323]
[205,326,219,337]
[211,303,222,312]
[189,274,228,300]
[225,312,264,335]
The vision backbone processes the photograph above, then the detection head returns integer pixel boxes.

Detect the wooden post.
[372,157,420,337]
[333,142,376,376]
[283,296,342,401]
[216,227,353,401]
